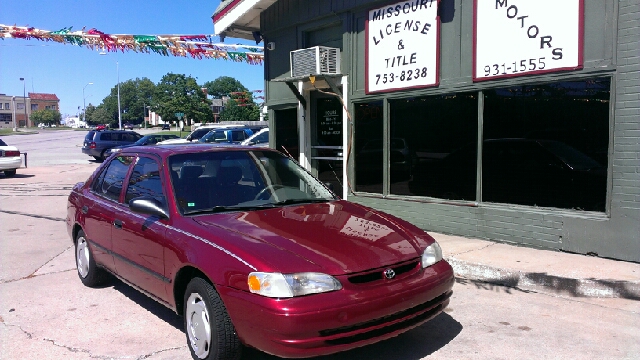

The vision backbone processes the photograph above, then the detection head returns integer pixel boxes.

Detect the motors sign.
[473,0,583,81]
[366,0,440,94]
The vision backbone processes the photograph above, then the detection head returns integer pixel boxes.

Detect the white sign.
[366,0,440,94]
[474,0,583,81]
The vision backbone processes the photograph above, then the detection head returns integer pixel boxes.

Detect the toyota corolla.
[66,144,454,360]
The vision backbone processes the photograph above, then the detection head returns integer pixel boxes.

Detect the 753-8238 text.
[375,67,428,84]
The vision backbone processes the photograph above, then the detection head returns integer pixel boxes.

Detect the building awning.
[212,0,276,41]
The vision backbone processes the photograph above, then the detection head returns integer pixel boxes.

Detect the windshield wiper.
[271,198,330,206]
[184,204,278,215]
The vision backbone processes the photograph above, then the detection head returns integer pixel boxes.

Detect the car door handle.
[81,206,88,214]
[113,219,123,229]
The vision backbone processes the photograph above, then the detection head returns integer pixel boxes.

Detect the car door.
[111,155,170,301]
[84,155,135,273]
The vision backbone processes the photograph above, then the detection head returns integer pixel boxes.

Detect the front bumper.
[219,260,454,358]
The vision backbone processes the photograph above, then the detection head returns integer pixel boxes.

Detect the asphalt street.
[0,130,638,359]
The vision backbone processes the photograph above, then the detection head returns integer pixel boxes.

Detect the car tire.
[183,278,241,360]
[99,150,109,162]
[4,169,17,177]
[92,156,101,161]
[75,230,109,287]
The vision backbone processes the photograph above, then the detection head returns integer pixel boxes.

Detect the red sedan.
[66,145,454,360]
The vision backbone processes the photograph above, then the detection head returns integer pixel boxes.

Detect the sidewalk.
[432,232,640,302]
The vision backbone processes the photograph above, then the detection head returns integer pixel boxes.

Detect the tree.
[219,91,261,122]
[154,73,212,127]
[204,76,248,99]
[30,109,61,126]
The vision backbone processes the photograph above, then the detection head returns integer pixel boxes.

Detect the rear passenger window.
[100,133,112,141]
[92,156,134,202]
[125,157,165,205]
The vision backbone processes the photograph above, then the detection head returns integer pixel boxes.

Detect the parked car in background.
[161,124,171,130]
[67,145,454,359]
[0,138,22,177]
[241,127,269,147]
[124,123,135,130]
[198,126,265,144]
[107,134,180,155]
[81,130,142,161]
[158,124,241,145]
[96,124,107,131]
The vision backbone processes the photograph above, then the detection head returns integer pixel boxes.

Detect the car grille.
[319,290,452,344]
[348,260,420,284]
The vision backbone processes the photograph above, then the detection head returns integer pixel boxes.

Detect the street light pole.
[117,61,122,130]
[20,78,27,128]
[83,82,93,125]
[11,96,17,132]
[99,52,122,130]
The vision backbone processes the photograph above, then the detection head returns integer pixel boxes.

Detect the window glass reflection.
[391,93,478,199]
[482,78,610,211]
[355,101,384,193]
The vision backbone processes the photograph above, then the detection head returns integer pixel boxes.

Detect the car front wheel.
[183,278,241,360]
[75,230,109,287]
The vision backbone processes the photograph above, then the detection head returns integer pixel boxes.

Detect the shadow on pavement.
[106,275,462,360]
[111,279,183,331]
[240,313,462,360]
[0,173,35,179]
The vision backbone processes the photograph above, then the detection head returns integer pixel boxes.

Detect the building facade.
[214,0,640,262]
[0,94,30,129]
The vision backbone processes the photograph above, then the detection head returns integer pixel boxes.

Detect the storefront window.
[482,78,610,211]
[354,101,384,193]
[390,93,478,199]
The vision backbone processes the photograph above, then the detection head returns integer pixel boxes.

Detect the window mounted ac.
[290,46,340,78]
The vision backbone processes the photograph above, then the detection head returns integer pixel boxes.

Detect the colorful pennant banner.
[0,24,264,65]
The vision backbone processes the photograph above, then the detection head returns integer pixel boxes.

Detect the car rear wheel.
[75,230,109,287]
[184,278,241,360]
[4,169,16,177]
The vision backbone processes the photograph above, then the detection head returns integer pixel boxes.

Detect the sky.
[0,0,264,118]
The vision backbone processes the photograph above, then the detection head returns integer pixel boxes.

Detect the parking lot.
[1,130,638,359]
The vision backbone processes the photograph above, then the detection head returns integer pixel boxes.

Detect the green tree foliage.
[204,76,248,99]
[88,78,156,128]
[154,73,212,127]
[30,109,61,126]
[219,91,260,122]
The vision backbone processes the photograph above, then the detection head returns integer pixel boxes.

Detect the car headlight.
[421,242,443,268]
[110,148,121,153]
[248,272,342,298]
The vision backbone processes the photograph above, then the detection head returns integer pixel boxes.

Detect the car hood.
[191,200,428,275]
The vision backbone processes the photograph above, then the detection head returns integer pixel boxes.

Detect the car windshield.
[198,130,229,143]
[169,150,336,215]
[539,141,602,170]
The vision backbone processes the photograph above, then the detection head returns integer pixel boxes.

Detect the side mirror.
[186,135,192,141]
[129,197,169,219]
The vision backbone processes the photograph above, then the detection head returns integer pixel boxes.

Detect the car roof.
[118,143,278,159]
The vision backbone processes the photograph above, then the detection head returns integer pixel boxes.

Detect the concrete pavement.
[1,162,638,359]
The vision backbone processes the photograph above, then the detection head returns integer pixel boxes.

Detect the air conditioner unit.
[290,46,341,78]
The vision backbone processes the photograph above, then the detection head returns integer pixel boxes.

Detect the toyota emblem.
[384,268,396,279]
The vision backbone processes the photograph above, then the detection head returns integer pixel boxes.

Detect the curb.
[447,257,640,301]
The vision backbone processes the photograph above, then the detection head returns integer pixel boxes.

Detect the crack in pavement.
[137,345,189,359]
[2,322,34,339]
[448,242,497,257]
[0,209,65,222]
